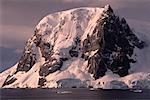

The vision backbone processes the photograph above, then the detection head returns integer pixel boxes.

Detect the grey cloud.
[0,25,33,48]
[0,46,21,72]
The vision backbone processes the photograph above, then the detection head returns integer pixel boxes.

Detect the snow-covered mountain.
[0,5,150,89]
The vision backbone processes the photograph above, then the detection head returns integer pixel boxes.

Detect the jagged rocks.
[16,34,37,72]
[83,34,103,54]
[33,33,42,47]
[101,12,145,77]
[88,52,107,79]
[104,4,114,14]
[34,32,53,61]
[2,75,17,87]
[38,78,46,87]
[84,5,145,79]
[39,42,53,61]
[17,52,36,72]
[82,29,103,62]
[39,59,63,77]
[69,37,81,58]
[109,52,131,76]
[69,49,79,57]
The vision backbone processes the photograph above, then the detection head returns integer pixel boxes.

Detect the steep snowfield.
[0,5,150,89]
[36,7,104,59]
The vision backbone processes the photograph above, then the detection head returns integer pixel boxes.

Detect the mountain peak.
[104,4,113,13]
[0,6,147,88]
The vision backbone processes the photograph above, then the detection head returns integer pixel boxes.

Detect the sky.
[0,0,150,72]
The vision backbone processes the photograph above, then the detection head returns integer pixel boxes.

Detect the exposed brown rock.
[83,6,145,79]
[2,75,17,87]
[38,78,46,87]
[39,58,63,77]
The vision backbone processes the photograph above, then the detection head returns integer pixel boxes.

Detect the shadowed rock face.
[39,43,52,61]
[82,6,145,79]
[39,58,63,77]
[16,46,36,72]
[2,75,17,87]
[38,78,46,87]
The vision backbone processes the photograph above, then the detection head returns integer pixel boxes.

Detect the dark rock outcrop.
[39,42,53,61]
[83,5,145,79]
[38,78,46,87]
[17,47,36,72]
[17,53,36,72]
[69,49,79,57]
[2,75,17,87]
[39,58,63,77]
[88,52,107,79]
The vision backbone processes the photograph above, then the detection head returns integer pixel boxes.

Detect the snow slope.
[0,5,150,89]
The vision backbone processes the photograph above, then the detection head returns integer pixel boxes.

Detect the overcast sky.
[0,0,150,72]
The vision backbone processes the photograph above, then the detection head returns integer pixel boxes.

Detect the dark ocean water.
[1,88,150,100]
